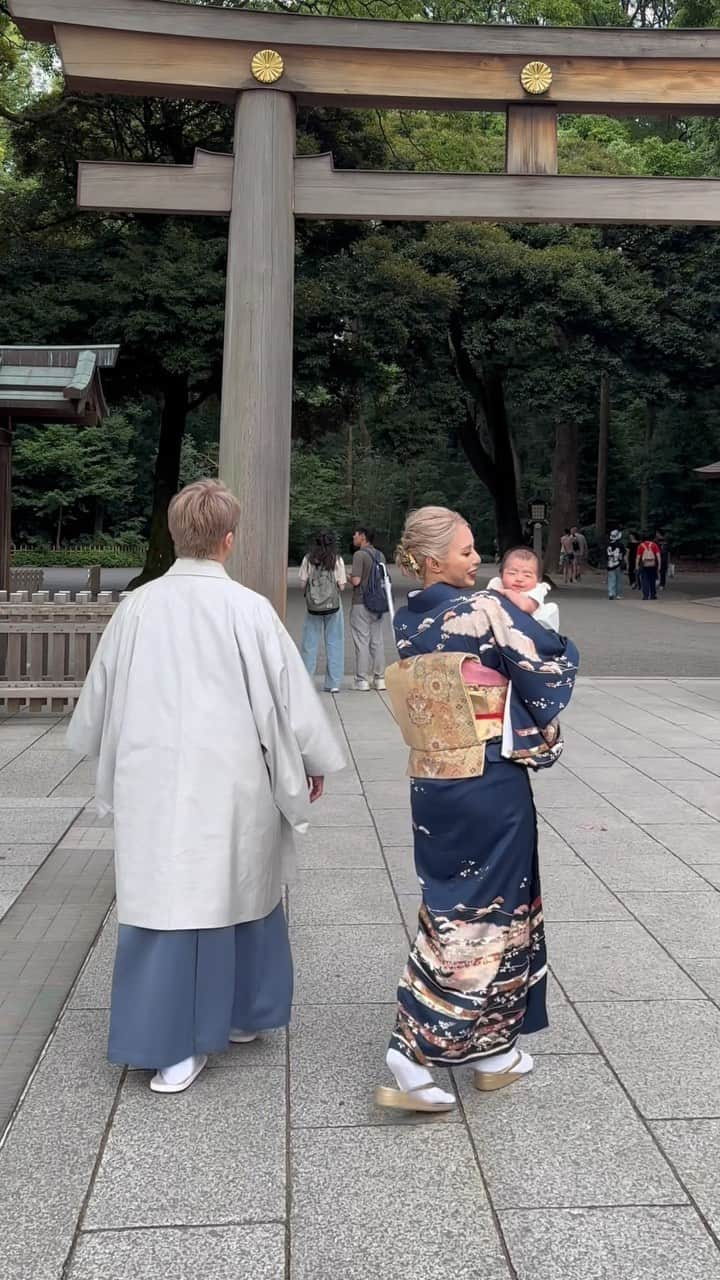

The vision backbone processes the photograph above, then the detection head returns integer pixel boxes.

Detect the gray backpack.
[305,562,340,615]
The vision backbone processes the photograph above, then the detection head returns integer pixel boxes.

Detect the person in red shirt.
[636,535,661,600]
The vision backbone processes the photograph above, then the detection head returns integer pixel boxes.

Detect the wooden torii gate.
[11,0,720,614]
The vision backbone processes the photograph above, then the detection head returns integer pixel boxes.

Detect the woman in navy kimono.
[376,507,578,1113]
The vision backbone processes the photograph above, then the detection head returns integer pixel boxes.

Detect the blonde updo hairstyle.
[395,506,469,580]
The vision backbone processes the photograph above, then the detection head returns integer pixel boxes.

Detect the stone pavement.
[5,567,720,1278]
[2,675,720,1277]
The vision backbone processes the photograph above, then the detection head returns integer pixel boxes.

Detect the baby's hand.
[501,588,538,614]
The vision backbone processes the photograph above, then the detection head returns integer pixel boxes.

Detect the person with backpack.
[299,531,347,692]
[349,526,390,691]
[636,533,661,601]
[605,529,626,600]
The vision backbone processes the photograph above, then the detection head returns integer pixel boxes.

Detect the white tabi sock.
[386,1048,454,1106]
[477,1047,534,1075]
[157,1055,198,1086]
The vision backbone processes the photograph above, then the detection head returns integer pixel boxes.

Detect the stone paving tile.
[613,794,719,826]
[67,1224,286,1280]
[69,914,118,1009]
[321,766,362,795]
[651,1120,720,1237]
[373,809,413,845]
[0,1011,121,1280]
[528,976,598,1056]
[0,843,53,866]
[382,844,416,894]
[541,865,630,922]
[294,826,383,869]
[500,1207,720,1280]
[619,890,720,961]
[0,750,83,799]
[362,780,410,809]
[548,922,703,1001]
[0,808,80,844]
[642,823,720,864]
[291,925,408,1005]
[84,1064,286,1230]
[291,1125,509,1280]
[577,1000,720,1119]
[290,1003,459,1129]
[632,756,714,781]
[457,1056,683,1209]
[682,956,720,999]
[570,837,709,893]
[289,868,400,927]
[302,795,372,829]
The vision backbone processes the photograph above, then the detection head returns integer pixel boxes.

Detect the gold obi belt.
[384,652,507,780]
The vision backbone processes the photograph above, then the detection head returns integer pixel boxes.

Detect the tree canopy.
[3,0,720,570]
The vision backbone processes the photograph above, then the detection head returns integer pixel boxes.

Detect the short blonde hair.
[167,479,241,559]
[395,506,468,578]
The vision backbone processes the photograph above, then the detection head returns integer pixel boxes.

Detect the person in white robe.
[67,479,346,1094]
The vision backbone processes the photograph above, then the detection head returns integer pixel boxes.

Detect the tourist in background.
[67,480,345,1094]
[655,528,670,591]
[349,526,389,691]
[299,531,346,693]
[375,506,578,1114]
[571,525,588,581]
[606,529,626,600]
[627,530,639,590]
[636,533,662,600]
[560,528,575,584]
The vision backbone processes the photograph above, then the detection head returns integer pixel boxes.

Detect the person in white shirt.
[67,480,345,1095]
[298,531,347,693]
[489,546,560,632]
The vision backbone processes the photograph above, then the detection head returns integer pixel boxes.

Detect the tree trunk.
[639,402,655,534]
[93,501,105,538]
[128,373,189,589]
[55,504,63,550]
[595,371,610,538]
[545,419,578,573]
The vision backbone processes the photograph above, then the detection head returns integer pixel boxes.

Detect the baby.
[488,546,560,632]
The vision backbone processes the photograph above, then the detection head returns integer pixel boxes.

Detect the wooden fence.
[0,592,121,712]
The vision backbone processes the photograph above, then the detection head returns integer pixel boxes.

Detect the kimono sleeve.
[65,605,124,757]
[440,592,578,766]
[241,602,347,831]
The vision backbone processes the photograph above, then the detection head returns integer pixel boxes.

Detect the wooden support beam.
[506,106,558,175]
[218,91,295,618]
[12,0,720,60]
[78,152,720,226]
[0,416,12,597]
[52,23,720,113]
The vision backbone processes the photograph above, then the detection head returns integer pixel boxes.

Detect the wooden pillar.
[505,106,558,175]
[0,415,12,595]
[219,89,296,618]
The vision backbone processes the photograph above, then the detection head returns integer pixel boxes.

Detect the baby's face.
[502,556,539,592]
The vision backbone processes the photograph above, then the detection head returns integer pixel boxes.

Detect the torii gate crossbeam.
[11,0,720,614]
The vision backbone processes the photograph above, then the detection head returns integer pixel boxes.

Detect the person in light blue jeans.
[606,529,626,600]
[299,532,347,692]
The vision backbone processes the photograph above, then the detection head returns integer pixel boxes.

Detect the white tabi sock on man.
[386,1048,455,1106]
[158,1055,198,1085]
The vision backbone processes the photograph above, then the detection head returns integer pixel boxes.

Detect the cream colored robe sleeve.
[238,602,347,833]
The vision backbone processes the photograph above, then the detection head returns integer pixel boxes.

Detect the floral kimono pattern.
[388,583,579,1066]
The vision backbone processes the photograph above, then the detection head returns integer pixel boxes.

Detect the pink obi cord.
[461,659,509,688]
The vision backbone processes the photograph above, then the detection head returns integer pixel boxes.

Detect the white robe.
[66,559,346,930]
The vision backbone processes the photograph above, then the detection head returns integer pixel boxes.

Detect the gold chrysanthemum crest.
[520,61,553,95]
[251,49,285,84]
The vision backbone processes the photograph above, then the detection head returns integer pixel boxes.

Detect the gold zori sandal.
[374,1082,456,1113]
[473,1050,526,1093]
